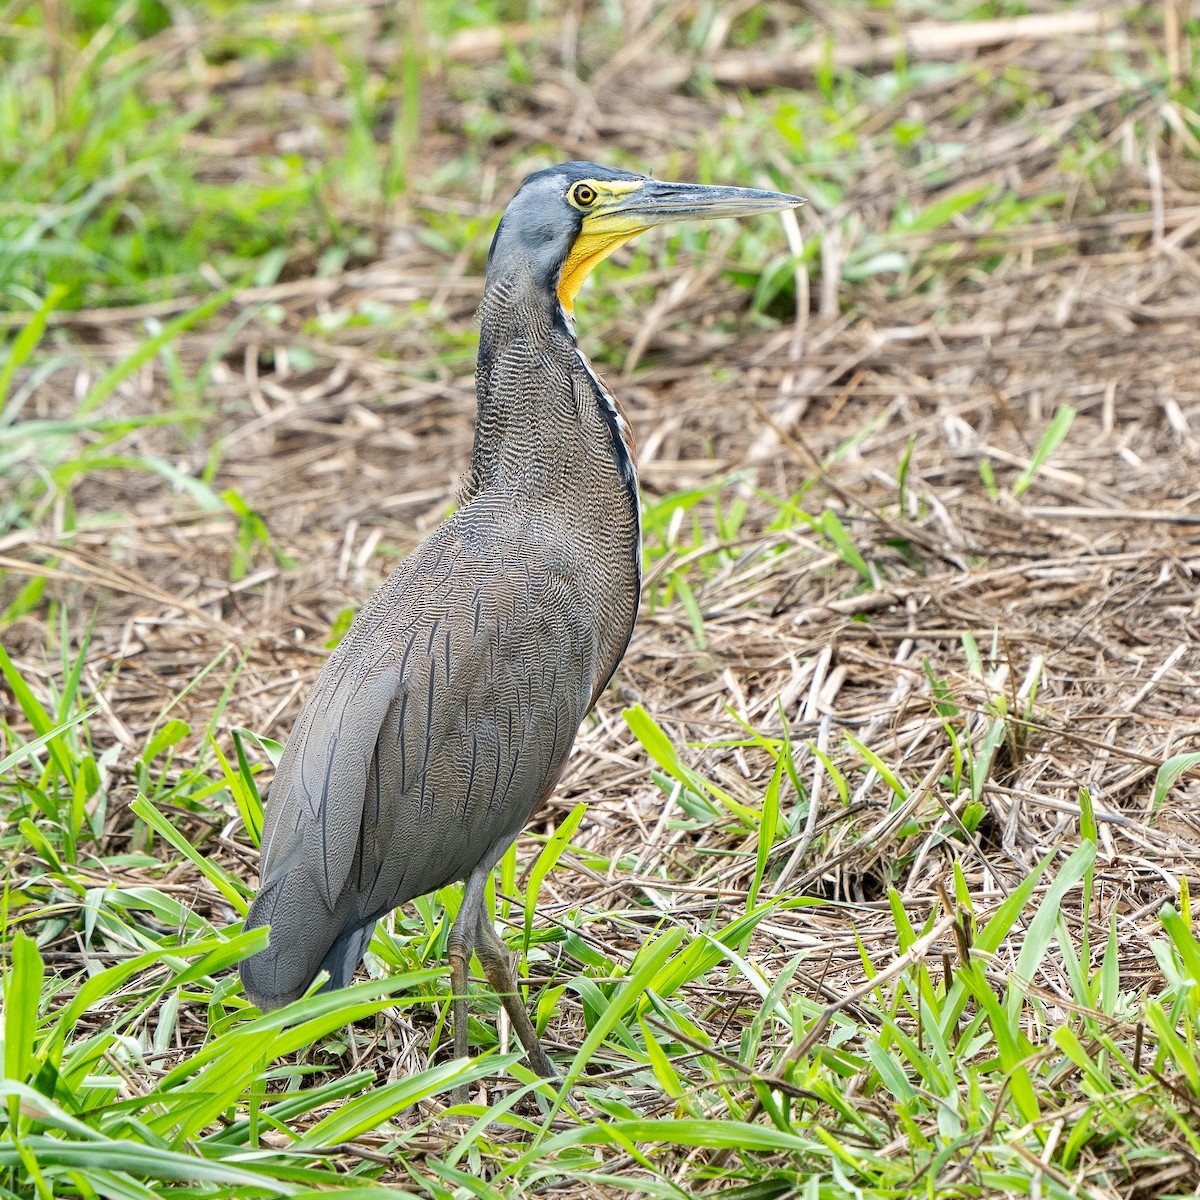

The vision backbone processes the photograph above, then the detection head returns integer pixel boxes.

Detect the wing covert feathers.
[259,662,400,909]
[240,514,611,1009]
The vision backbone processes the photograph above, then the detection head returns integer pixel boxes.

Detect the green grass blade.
[295,1056,518,1147]
[0,707,97,776]
[78,289,234,415]
[748,756,782,909]
[538,926,687,1131]
[523,801,585,953]
[1007,841,1095,1022]
[128,793,249,914]
[210,731,264,848]
[3,932,44,1086]
[1153,750,1200,808]
[1012,404,1076,497]
[0,285,66,411]
[0,640,77,783]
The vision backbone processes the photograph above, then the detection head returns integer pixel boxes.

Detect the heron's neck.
[467,273,638,503]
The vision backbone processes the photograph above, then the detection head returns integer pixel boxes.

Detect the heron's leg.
[446,906,477,1064]
[475,916,557,1080]
[446,864,491,1106]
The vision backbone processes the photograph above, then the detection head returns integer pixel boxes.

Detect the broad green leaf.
[4,933,44,1085]
[523,802,585,952]
[1153,751,1200,808]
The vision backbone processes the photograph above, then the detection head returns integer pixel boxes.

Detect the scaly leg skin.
[443,842,539,1112]
[446,892,482,1109]
[476,916,558,1080]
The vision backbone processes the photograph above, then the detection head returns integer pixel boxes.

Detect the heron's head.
[486,161,804,316]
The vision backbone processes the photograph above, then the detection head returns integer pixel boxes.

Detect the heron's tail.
[240,880,375,1009]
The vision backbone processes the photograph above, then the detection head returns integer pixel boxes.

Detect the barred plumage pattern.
[240,269,640,1008]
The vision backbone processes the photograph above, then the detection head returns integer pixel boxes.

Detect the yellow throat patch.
[556,180,649,315]
[557,227,643,314]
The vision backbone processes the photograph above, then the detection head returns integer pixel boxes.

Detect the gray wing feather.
[258,659,399,907]
[242,512,597,1009]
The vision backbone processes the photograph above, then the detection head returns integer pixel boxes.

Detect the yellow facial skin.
[557,179,649,315]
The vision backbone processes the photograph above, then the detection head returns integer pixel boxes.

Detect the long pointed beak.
[608,179,804,226]
[558,177,805,314]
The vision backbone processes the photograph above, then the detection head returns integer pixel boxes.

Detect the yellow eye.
[572,183,598,207]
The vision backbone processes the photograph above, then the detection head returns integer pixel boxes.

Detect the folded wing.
[241,516,596,1007]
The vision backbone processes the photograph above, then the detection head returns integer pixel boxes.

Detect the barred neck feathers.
[468,273,638,501]
[570,332,638,494]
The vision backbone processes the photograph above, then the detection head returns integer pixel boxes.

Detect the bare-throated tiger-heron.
[240,162,803,1081]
